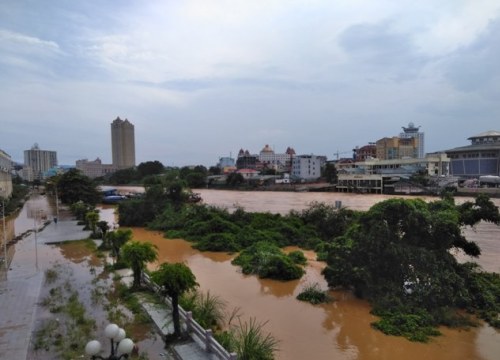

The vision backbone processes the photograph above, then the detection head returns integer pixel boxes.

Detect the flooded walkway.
[0,220,90,360]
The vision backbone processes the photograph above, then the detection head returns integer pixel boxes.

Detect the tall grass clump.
[181,290,226,330]
[233,318,279,360]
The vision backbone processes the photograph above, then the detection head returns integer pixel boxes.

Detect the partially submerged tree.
[85,211,99,237]
[57,169,100,206]
[121,241,158,289]
[105,229,133,263]
[151,262,198,337]
[322,195,500,341]
[96,220,110,239]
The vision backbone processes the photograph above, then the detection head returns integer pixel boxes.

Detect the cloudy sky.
[1,0,500,166]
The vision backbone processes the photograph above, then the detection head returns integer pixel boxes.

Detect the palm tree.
[121,241,158,289]
[106,229,132,262]
[151,262,198,337]
[85,210,99,237]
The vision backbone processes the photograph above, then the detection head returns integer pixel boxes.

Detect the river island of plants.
[113,177,500,342]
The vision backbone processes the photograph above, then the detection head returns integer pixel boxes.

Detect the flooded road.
[113,189,500,360]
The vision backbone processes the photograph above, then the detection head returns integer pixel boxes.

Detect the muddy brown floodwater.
[105,188,500,360]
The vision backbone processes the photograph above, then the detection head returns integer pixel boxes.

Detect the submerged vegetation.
[232,242,305,280]
[296,283,333,305]
[117,178,500,342]
[322,194,500,341]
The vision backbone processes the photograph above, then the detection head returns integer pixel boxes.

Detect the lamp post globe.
[104,323,120,339]
[114,328,126,342]
[117,338,134,355]
[85,323,134,360]
[85,340,102,356]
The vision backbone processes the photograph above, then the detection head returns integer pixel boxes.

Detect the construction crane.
[334,150,352,160]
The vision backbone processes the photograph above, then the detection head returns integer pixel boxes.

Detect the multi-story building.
[445,130,500,178]
[400,122,425,158]
[336,153,450,194]
[258,145,296,172]
[291,155,322,181]
[236,150,259,170]
[111,117,135,169]
[76,158,118,179]
[218,156,235,168]
[23,143,58,181]
[376,136,418,160]
[0,149,13,198]
[353,144,376,161]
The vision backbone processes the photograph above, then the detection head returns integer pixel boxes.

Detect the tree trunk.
[133,266,141,289]
[172,294,181,337]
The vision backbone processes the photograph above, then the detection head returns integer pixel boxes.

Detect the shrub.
[296,283,333,305]
[287,250,307,265]
[232,242,305,281]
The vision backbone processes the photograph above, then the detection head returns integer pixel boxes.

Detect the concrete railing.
[141,273,237,360]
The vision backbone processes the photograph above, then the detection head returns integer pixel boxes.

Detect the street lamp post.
[1,196,6,271]
[54,185,59,223]
[34,209,39,271]
[85,323,135,360]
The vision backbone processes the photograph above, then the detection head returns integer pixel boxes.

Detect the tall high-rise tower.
[111,117,135,169]
[400,122,424,158]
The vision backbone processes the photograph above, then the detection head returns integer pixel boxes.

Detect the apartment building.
[23,143,57,181]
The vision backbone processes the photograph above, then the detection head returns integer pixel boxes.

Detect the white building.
[23,143,58,181]
[258,145,295,172]
[76,158,117,179]
[292,155,322,181]
[0,149,13,198]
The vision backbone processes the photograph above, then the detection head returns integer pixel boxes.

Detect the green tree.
[321,162,338,184]
[106,229,133,263]
[137,160,164,178]
[121,241,158,289]
[96,220,110,239]
[70,201,94,221]
[322,196,500,341]
[208,166,221,176]
[226,173,245,186]
[108,168,139,185]
[151,262,198,337]
[85,211,99,237]
[57,169,100,205]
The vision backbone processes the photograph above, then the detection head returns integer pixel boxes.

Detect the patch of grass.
[44,268,59,284]
[371,310,442,342]
[296,283,333,305]
[33,319,60,351]
[40,287,64,313]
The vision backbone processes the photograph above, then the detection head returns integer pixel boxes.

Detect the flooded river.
[121,189,500,360]
[4,189,499,359]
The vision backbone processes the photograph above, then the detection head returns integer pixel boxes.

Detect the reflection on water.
[121,189,500,360]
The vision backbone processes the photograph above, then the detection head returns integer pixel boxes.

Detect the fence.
[141,273,237,360]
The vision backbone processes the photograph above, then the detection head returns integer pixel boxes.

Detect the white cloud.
[1,0,500,165]
[0,29,62,55]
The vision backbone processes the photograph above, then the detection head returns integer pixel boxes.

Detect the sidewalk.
[120,274,217,360]
[0,219,216,360]
[0,219,90,360]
